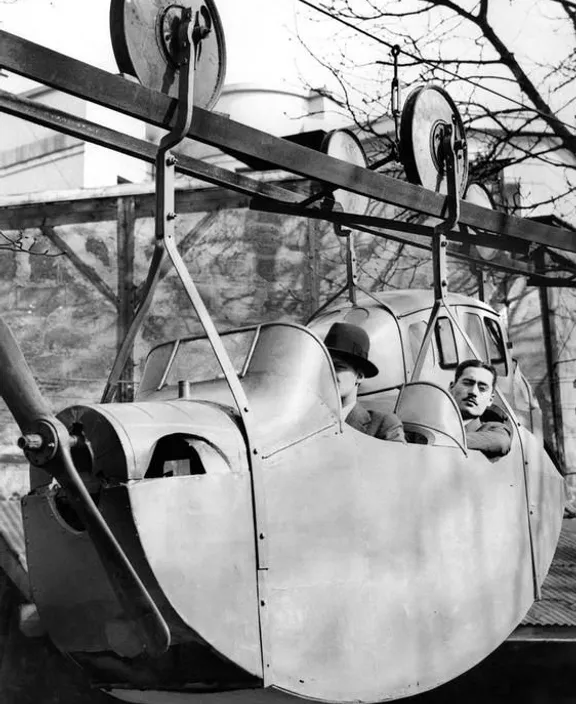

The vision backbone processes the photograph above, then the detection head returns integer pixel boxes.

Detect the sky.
[0,0,314,93]
[1,0,573,123]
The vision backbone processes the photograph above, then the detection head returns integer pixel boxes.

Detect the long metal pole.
[537,250,566,468]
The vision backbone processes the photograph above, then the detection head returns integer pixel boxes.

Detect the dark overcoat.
[345,404,406,442]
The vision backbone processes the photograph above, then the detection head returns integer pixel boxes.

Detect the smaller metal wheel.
[321,129,369,215]
[464,182,499,260]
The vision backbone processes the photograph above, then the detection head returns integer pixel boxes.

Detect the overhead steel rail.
[1,30,575,260]
[3,87,574,285]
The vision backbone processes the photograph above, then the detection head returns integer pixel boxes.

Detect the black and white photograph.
[0,1,575,702]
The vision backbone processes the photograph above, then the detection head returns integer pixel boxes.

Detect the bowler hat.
[324,322,379,378]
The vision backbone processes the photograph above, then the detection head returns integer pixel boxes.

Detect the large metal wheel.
[399,85,468,195]
[110,0,226,110]
[464,182,499,260]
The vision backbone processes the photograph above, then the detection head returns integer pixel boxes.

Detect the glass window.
[138,328,257,397]
[408,320,435,373]
[435,317,458,368]
[138,341,177,394]
[484,318,508,375]
[309,307,405,392]
[462,312,488,360]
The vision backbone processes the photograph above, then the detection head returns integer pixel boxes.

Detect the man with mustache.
[449,359,512,459]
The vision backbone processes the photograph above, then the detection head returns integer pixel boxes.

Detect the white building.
[0,85,151,194]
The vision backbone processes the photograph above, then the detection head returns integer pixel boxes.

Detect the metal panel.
[128,474,262,678]
[58,400,250,481]
[520,427,565,587]
[259,427,562,702]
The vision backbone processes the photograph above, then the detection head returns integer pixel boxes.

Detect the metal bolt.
[17,434,43,450]
[166,155,177,166]
[178,380,191,399]
[166,211,177,220]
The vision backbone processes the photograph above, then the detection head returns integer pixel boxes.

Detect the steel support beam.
[509,626,576,642]
[116,196,136,402]
[0,89,302,206]
[537,250,567,467]
[1,31,576,253]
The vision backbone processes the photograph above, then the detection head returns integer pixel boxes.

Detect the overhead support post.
[536,249,566,469]
[411,121,462,381]
[116,196,135,402]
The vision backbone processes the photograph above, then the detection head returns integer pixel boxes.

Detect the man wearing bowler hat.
[324,322,405,441]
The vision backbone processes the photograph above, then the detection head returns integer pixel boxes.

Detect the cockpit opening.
[146,434,230,478]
